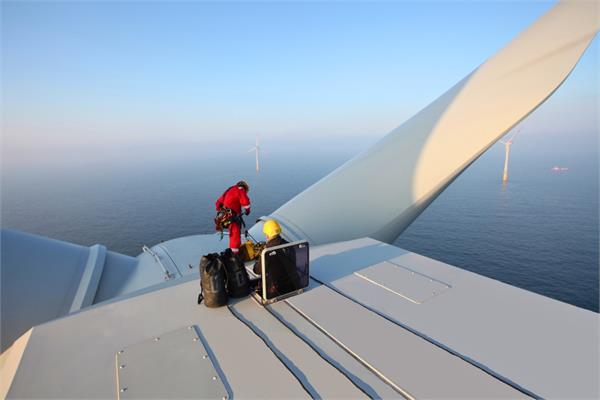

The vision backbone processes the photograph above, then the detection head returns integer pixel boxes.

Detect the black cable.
[226,305,314,399]
[265,305,374,399]
[244,229,258,243]
[309,276,540,400]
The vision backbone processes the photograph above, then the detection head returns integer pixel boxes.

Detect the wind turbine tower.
[249,135,260,173]
[500,129,520,182]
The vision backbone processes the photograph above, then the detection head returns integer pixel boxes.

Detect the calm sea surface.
[2,139,598,312]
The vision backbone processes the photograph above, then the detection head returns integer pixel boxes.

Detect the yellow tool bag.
[239,240,266,262]
[239,241,256,262]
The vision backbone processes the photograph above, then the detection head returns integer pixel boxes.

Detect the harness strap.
[233,214,246,228]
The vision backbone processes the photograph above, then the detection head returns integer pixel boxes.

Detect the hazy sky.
[1,1,598,167]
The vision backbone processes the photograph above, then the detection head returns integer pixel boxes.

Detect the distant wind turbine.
[248,135,260,173]
[500,129,520,182]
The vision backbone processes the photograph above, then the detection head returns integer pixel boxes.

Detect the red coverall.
[215,186,251,252]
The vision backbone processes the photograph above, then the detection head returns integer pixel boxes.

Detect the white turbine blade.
[249,1,599,245]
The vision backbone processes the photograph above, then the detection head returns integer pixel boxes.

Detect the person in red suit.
[215,180,251,254]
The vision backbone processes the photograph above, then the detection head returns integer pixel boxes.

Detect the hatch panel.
[116,326,228,399]
[354,261,450,304]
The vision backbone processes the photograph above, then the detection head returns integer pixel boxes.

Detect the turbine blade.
[249,1,599,245]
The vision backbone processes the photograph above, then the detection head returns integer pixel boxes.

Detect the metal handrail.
[142,245,175,280]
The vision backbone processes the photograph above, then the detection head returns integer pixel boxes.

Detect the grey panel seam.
[384,260,452,288]
[283,299,415,400]
[191,325,233,399]
[265,304,374,399]
[226,305,313,399]
[309,276,540,399]
[353,272,421,305]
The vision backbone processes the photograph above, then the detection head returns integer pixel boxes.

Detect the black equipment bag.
[220,249,250,298]
[198,253,228,307]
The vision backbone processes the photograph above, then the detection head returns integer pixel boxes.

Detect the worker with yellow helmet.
[262,219,282,240]
[253,219,288,275]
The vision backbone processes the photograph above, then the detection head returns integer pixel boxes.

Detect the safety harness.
[214,186,246,240]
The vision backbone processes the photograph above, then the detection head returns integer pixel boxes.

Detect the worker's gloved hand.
[244,207,250,215]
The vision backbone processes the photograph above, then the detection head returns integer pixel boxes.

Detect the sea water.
[2,137,598,312]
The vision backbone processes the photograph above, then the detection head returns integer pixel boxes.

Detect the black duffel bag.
[198,253,228,308]
[220,249,250,298]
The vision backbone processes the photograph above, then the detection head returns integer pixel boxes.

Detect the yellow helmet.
[263,219,282,238]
